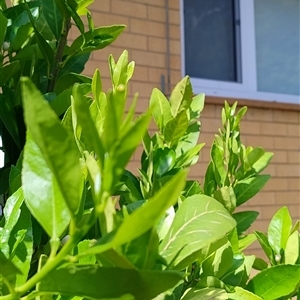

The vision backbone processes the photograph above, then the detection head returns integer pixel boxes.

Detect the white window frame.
[180,0,300,104]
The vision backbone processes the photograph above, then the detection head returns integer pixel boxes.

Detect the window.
[181,0,300,104]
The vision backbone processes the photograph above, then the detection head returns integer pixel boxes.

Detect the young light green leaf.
[234,175,270,206]
[39,265,182,300]
[169,76,193,117]
[22,131,71,238]
[181,287,228,300]
[164,110,189,146]
[246,265,300,300]
[21,78,82,217]
[150,88,172,131]
[228,287,263,300]
[213,186,236,213]
[284,230,299,264]
[267,206,292,255]
[0,188,24,256]
[159,195,236,269]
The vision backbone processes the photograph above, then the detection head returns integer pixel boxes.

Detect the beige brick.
[132,81,157,98]
[273,110,299,124]
[131,65,149,82]
[169,9,180,25]
[170,39,181,55]
[287,178,300,190]
[170,54,181,70]
[130,0,164,7]
[112,0,147,19]
[114,32,148,51]
[92,46,126,64]
[89,0,110,12]
[271,150,287,163]
[245,108,273,122]
[248,192,276,205]
[260,123,287,136]
[131,19,166,37]
[264,178,288,192]
[169,24,180,40]
[274,137,299,150]
[245,136,274,150]
[288,205,300,219]
[131,50,166,68]
[287,151,300,163]
[147,5,165,23]
[148,37,167,53]
[240,121,260,135]
[287,124,300,137]
[168,0,180,10]
[148,67,167,84]
[275,165,300,177]
[261,205,285,219]
[91,11,129,27]
[275,191,300,205]
[170,69,182,86]
[202,104,217,118]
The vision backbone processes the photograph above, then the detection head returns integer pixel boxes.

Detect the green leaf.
[39,265,182,300]
[159,195,236,269]
[284,230,299,264]
[67,25,125,58]
[0,61,20,86]
[150,88,172,131]
[252,257,268,271]
[21,77,82,217]
[22,131,70,238]
[254,231,274,264]
[84,171,186,256]
[0,188,24,256]
[59,53,90,77]
[213,186,236,213]
[75,0,94,15]
[0,250,22,283]
[246,265,300,300]
[55,73,92,94]
[0,93,20,149]
[175,143,204,168]
[181,287,228,300]
[0,10,8,47]
[211,143,227,186]
[234,175,270,206]
[153,148,176,177]
[228,287,262,300]
[169,76,193,117]
[164,110,189,146]
[267,206,292,256]
[232,211,259,236]
[41,0,63,40]
[238,234,257,252]
[9,203,33,287]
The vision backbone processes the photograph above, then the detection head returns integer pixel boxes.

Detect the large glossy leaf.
[83,171,186,256]
[159,195,236,269]
[0,188,24,256]
[232,211,259,236]
[181,287,228,300]
[150,88,172,131]
[22,131,70,238]
[9,203,33,287]
[234,175,270,206]
[164,110,189,146]
[39,265,182,300]
[21,78,82,216]
[228,287,262,300]
[67,25,125,58]
[246,265,300,300]
[41,0,63,40]
[169,76,193,117]
[284,230,299,264]
[267,206,292,255]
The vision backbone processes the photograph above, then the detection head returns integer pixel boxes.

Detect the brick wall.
[86,0,300,258]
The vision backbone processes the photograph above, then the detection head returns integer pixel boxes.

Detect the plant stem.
[47,17,71,92]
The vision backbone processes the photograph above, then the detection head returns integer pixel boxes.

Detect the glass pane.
[184,0,240,82]
[255,0,300,95]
